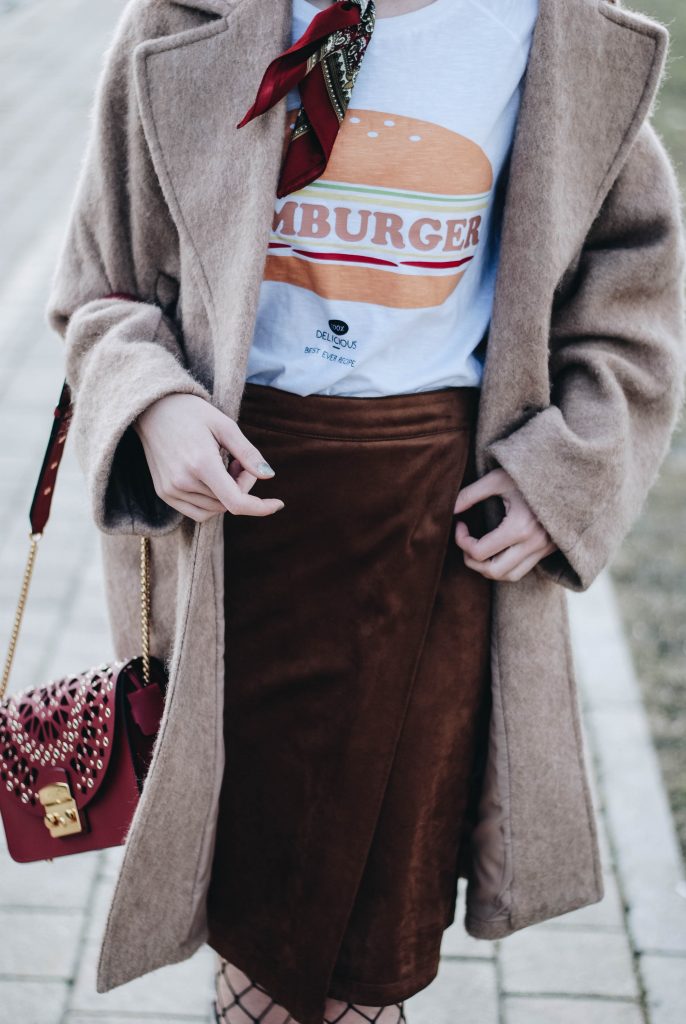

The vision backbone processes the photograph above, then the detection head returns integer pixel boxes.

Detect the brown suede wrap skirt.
[206,382,493,1024]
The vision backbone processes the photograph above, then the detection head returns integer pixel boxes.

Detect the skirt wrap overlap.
[207,382,493,1024]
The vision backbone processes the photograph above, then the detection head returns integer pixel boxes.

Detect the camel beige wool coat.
[44,0,686,996]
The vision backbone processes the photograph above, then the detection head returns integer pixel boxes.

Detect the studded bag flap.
[0,379,168,862]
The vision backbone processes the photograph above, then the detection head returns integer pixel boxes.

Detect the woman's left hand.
[453,467,558,582]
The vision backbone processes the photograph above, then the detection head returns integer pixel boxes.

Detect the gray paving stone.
[0,979,69,1024]
[0,557,76,608]
[595,803,617,871]
[567,580,642,709]
[0,907,83,979]
[499,926,639,999]
[628,885,686,958]
[405,959,498,1024]
[65,1016,208,1024]
[440,916,496,960]
[589,704,686,956]
[535,867,626,931]
[44,629,117,685]
[70,939,215,1017]
[503,995,644,1024]
[83,878,116,945]
[101,844,126,883]
[0,838,101,911]
[440,880,496,959]
[569,576,686,960]
[640,954,686,1024]
[0,606,61,691]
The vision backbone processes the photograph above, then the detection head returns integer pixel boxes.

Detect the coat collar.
[136,0,668,431]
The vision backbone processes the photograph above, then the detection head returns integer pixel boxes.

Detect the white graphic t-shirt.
[245,0,539,397]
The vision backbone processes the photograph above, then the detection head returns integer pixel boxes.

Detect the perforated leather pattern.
[0,662,125,808]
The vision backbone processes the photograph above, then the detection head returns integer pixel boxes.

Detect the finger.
[453,468,511,514]
[166,496,223,523]
[164,470,220,501]
[167,452,262,505]
[508,539,558,581]
[202,451,284,516]
[503,546,556,582]
[455,515,531,562]
[487,537,542,578]
[211,411,277,479]
[192,476,221,498]
[463,535,553,581]
[227,458,243,481]
[486,542,554,582]
[226,457,258,495]
[232,465,259,494]
[178,491,227,512]
[163,477,228,509]
[462,547,521,580]
[486,532,557,579]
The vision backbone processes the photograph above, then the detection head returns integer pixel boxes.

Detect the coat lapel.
[134,0,293,412]
[475,0,668,464]
[135,0,667,426]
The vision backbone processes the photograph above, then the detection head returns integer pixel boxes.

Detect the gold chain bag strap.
[0,379,168,862]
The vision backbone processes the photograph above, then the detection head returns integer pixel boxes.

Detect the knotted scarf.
[237,0,376,198]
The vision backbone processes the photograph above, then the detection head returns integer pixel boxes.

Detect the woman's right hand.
[133,393,284,523]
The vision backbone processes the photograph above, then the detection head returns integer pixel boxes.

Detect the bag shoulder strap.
[2,367,151,701]
[30,290,141,534]
[29,379,73,536]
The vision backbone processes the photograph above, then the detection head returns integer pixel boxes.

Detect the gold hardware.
[140,536,151,686]
[1,533,41,701]
[38,782,83,838]
[1,533,152,699]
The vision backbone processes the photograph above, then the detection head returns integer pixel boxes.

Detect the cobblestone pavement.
[0,3,684,1023]
[611,0,686,872]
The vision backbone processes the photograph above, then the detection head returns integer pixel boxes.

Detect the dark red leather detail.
[0,289,165,864]
[29,379,73,534]
[1,663,122,818]
[0,657,167,861]
[101,292,139,302]
[127,684,165,736]
[29,294,140,536]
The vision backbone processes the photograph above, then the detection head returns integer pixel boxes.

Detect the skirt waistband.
[238,382,480,440]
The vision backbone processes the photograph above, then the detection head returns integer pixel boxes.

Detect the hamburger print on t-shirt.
[246,0,540,398]
[267,110,493,310]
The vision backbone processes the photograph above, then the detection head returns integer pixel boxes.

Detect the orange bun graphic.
[265,109,493,310]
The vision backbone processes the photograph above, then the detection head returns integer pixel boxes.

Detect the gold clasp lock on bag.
[38,782,83,838]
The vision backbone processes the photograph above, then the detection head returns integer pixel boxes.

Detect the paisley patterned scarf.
[237,0,376,198]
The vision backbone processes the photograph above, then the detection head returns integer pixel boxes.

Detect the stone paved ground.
[610,0,686,873]
[0,3,684,1023]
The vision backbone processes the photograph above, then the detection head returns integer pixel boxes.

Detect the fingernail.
[256,460,275,477]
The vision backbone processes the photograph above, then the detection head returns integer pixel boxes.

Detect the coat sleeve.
[484,119,686,591]
[44,0,213,536]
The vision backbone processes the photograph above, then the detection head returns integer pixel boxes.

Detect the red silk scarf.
[237,0,376,198]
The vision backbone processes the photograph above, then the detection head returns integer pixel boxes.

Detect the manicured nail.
[256,460,275,477]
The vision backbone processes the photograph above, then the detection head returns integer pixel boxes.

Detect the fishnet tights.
[214,958,407,1024]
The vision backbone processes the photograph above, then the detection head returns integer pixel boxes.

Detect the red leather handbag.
[0,380,168,862]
